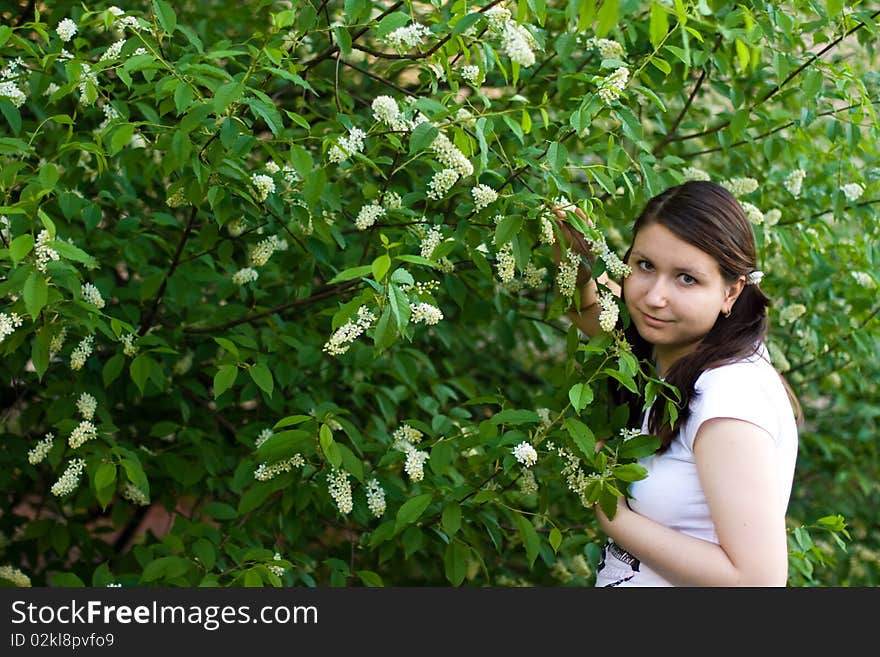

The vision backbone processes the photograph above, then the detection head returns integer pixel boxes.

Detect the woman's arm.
[597,418,789,586]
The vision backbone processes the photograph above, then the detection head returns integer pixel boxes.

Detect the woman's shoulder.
[694,343,780,393]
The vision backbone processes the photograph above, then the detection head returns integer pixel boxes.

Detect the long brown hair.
[620,181,801,451]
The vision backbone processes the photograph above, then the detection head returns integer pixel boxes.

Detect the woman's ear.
[722,276,746,314]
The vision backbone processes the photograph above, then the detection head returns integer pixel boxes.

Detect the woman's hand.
[550,204,595,285]
[595,494,630,536]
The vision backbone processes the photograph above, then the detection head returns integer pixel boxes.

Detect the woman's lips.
[639,310,671,328]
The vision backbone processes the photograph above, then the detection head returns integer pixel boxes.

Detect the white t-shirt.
[594,343,799,587]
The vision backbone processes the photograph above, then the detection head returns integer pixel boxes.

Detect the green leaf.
[249,363,274,397]
[10,233,33,263]
[103,353,125,386]
[23,272,48,320]
[213,82,242,114]
[395,493,433,532]
[514,514,540,567]
[202,502,238,520]
[174,82,194,114]
[442,503,462,537]
[32,326,52,381]
[49,572,85,587]
[245,98,283,136]
[549,528,563,553]
[356,570,384,587]
[409,122,439,154]
[272,415,311,430]
[49,240,97,267]
[618,434,660,460]
[494,214,523,245]
[376,12,410,37]
[650,2,669,48]
[568,382,594,412]
[490,409,540,425]
[372,254,391,282]
[94,463,117,490]
[596,0,619,37]
[213,337,240,359]
[328,264,372,284]
[613,462,648,482]
[152,0,178,34]
[319,424,342,468]
[603,368,639,394]
[213,364,238,398]
[39,163,59,191]
[192,538,216,571]
[388,284,411,331]
[565,417,596,459]
[0,99,21,135]
[130,354,156,395]
[121,457,149,497]
[444,542,468,586]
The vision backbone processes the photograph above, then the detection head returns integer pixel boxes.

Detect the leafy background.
[0,0,877,587]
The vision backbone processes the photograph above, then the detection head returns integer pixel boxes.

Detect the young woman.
[558,180,800,586]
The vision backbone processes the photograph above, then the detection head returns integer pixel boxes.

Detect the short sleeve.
[681,363,779,451]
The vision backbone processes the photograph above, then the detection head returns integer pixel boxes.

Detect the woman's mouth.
[639,311,671,328]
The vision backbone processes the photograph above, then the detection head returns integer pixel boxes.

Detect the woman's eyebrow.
[630,250,707,277]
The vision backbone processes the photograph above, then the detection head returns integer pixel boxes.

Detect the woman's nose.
[644,278,669,307]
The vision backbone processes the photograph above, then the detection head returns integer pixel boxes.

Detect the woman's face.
[623,222,743,373]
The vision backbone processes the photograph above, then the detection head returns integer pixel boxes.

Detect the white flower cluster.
[523,262,546,288]
[51,458,87,497]
[371,95,400,125]
[784,169,805,196]
[166,188,188,208]
[122,483,150,506]
[327,469,353,514]
[598,291,619,332]
[556,248,580,298]
[0,312,23,344]
[539,213,556,245]
[471,184,498,211]
[355,202,385,230]
[427,169,459,200]
[619,427,641,442]
[598,67,629,104]
[28,433,54,465]
[410,302,443,325]
[420,226,442,259]
[431,132,473,177]
[393,424,423,445]
[265,161,280,174]
[249,237,278,267]
[57,18,77,42]
[586,37,626,60]
[50,326,67,357]
[76,392,97,420]
[255,428,273,448]
[232,267,259,285]
[557,446,601,508]
[0,59,27,108]
[779,303,807,324]
[120,333,138,356]
[456,107,475,127]
[0,565,31,587]
[365,478,386,518]
[841,183,865,202]
[851,271,875,288]
[720,177,759,197]
[329,126,367,163]
[383,191,403,210]
[109,6,142,32]
[77,63,98,106]
[70,335,94,371]
[81,283,105,309]
[501,21,537,67]
[99,39,126,62]
[403,448,430,482]
[384,23,432,51]
[495,243,516,284]
[459,65,482,85]
[590,235,631,278]
[519,468,539,495]
[323,305,377,356]
[764,209,781,226]
[251,173,275,202]
[682,167,711,182]
[512,441,538,467]
[69,420,97,449]
[740,201,764,225]
[267,552,285,578]
[254,454,305,481]
[485,7,511,33]
[36,230,61,272]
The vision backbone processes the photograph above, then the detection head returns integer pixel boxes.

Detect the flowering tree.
[0,0,877,588]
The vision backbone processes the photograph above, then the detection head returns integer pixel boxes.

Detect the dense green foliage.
[0,0,876,587]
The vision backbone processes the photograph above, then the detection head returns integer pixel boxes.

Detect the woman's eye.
[637,260,653,271]
[679,273,697,285]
